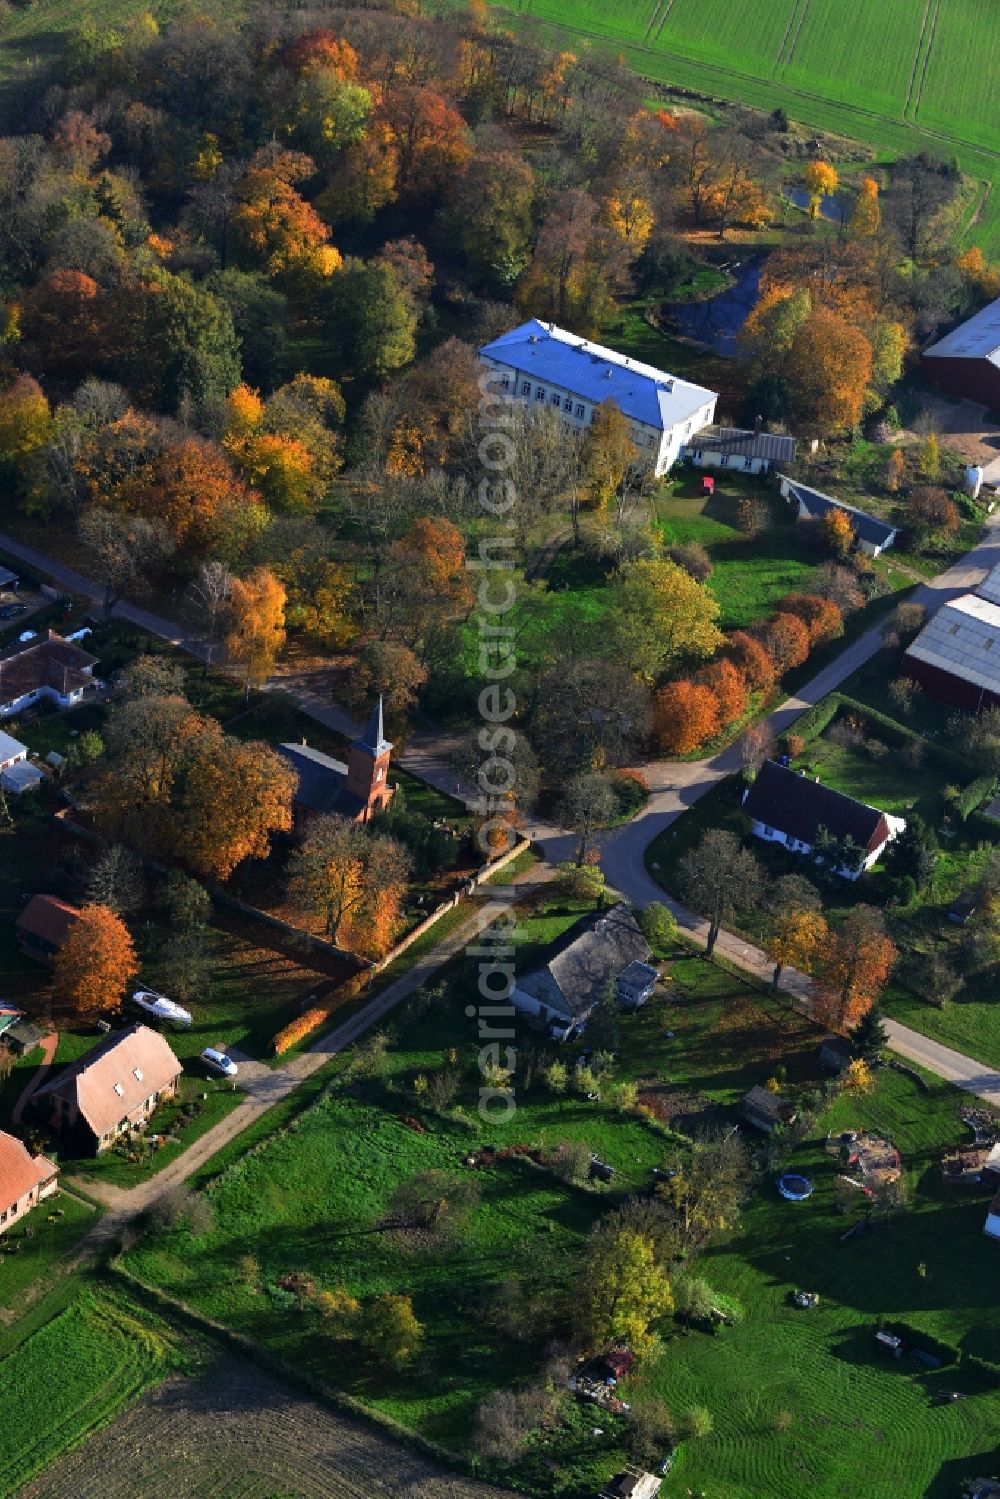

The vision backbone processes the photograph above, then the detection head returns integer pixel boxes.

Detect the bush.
[955,775,997,822]
[272,1005,330,1055]
[682,1405,713,1439]
[667,541,713,581]
[639,902,677,953]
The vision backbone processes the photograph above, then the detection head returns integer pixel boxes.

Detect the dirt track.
[19,1355,514,1499]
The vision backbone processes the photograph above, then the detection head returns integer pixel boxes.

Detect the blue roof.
[479,320,716,431]
[781,477,896,548]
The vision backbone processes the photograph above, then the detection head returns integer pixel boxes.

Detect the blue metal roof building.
[479,320,717,475]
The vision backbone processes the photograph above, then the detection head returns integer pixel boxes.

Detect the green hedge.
[961,1353,1000,1387]
[795,690,980,786]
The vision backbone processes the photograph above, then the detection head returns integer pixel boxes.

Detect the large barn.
[921,296,1000,408]
[902,592,1000,711]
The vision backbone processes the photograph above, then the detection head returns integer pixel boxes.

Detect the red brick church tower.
[346,697,394,822]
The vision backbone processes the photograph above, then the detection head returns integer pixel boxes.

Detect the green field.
[0,1291,177,1492]
[487,0,1000,250]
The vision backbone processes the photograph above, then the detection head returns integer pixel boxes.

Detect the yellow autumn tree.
[577,1229,673,1355]
[226,567,287,690]
[605,189,654,256]
[804,160,838,218]
[849,176,880,237]
[765,909,828,993]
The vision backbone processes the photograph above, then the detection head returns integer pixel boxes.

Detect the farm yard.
[21,1354,517,1499]
[483,0,1000,251]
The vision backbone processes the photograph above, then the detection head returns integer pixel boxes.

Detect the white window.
[520,381,530,396]
[647,436,655,449]
[575,403,585,418]
[500,373,509,388]
[563,396,573,411]
[762,825,773,836]
[550,392,561,406]
[376,766,383,780]
[535,386,545,401]
[744,456,753,470]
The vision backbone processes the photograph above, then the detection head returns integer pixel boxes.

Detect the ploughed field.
[19,1354,516,1499]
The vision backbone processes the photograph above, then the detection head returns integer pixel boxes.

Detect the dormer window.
[113,1082,124,1097]
[133,1068,144,1082]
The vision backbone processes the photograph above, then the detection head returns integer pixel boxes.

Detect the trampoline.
[777,1173,814,1201]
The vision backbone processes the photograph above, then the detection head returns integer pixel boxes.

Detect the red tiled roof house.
[0,630,100,719]
[0,1129,57,1231]
[16,894,81,962]
[33,1024,183,1155]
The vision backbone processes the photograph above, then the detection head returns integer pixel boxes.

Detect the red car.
[701,475,715,496]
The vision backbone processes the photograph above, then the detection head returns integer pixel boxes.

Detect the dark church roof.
[743,760,889,852]
[278,742,366,818]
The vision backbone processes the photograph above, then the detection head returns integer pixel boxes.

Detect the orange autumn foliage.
[272,1006,331,1055]
[723,630,776,691]
[284,31,359,80]
[756,612,811,673]
[654,680,720,754]
[226,567,287,687]
[379,86,471,198]
[778,592,843,646]
[176,736,296,880]
[785,307,873,430]
[813,907,896,1034]
[695,658,749,726]
[52,904,139,1021]
[231,148,342,287]
[821,506,855,555]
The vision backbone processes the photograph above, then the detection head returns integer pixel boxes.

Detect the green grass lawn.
[647,1064,1000,1499]
[657,476,820,630]
[0,1188,95,1308]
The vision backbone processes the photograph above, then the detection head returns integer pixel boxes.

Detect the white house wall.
[482,357,716,478]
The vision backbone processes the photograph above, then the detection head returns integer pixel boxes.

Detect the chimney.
[754,414,763,435]
[301,736,307,747]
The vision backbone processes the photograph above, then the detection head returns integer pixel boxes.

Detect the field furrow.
[904,0,935,118]
[783,0,811,68]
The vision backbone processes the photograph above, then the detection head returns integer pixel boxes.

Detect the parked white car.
[201,1047,238,1078]
[132,990,193,1026]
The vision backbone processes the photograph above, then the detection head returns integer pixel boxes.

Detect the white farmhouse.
[479,320,717,476]
[742,760,904,880]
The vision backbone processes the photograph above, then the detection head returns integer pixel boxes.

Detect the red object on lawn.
[701,476,715,495]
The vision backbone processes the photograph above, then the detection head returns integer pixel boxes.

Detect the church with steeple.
[278,699,394,825]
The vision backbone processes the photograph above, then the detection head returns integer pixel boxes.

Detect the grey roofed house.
[511,903,652,1027]
[819,1035,856,1072]
[1,761,44,795]
[778,475,897,553]
[684,423,797,466]
[278,741,367,819]
[6,1017,43,1055]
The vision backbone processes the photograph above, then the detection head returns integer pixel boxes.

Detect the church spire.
[357,695,392,757]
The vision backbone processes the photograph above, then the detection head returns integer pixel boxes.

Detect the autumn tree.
[778,592,843,646]
[656,1129,752,1251]
[813,905,896,1033]
[755,611,811,674]
[849,176,881,237]
[724,630,776,691]
[289,815,409,956]
[695,658,748,727]
[176,736,295,879]
[52,904,139,1021]
[358,1293,424,1369]
[908,485,960,546]
[231,147,342,297]
[820,506,856,556]
[380,86,471,199]
[804,160,838,218]
[378,516,472,651]
[785,308,873,430]
[653,681,720,754]
[79,507,172,615]
[576,1227,673,1354]
[351,641,427,735]
[615,558,723,683]
[765,908,828,993]
[0,374,51,480]
[585,400,638,508]
[884,447,906,494]
[226,568,286,691]
[516,187,630,331]
[677,828,764,958]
